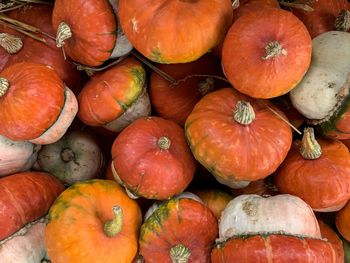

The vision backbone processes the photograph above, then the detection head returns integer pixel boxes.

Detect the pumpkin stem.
[198,77,215,96]
[60,148,75,162]
[262,41,287,60]
[0,33,22,54]
[56,22,72,48]
[104,206,123,238]
[158,136,171,150]
[232,0,240,9]
[334,9,350,32]
[0,77,9,97]
[300,127,322,160]
[170,244,191,263]
[234,101,255,125]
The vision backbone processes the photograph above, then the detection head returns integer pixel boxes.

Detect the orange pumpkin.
[118,0,233,63]
[45,179,142,263]
[222,8,312,98]
[0,62,78,144]
[185,88,292,188]
[336,201,350,241]
[275,128,350,212]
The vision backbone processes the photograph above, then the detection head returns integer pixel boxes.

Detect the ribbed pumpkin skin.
[140,198,218,263]
[0,5,81,90]
[52,0,116,66]
[45,180,142,263]
[118,0,233,63]
[222,8,312,99]
[211,234,338,263]
[275,139,350,211]
[0,172,64,241]
[291,0,350,38]
[78,57,146,126]
[185,88,292,185]
[0,62,65,141]
[336,201,350,241]
[111,117,196,199]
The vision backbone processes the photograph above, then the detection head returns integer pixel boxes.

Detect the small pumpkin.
[0,62,78,144]
[45,180,142,263]
[118,0,233,63]
[290,31,350,139]
[0,135,41,177]
[231,176,279,197]
[78,57,151,132]
[140,197,218,262]
[275,127,350,212]
[336,201,350,241]
[111,116,196,200]
[291,0,350,38]
[36,130,104,185]
[222,8,312,99]
[185,88,292,188]
[0,171,64,241]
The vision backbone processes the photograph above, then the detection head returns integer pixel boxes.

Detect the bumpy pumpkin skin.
[140,198,218,263]
[185,88,292,187]
[222,8,312,99]
[275,139,350,212]
[336,201,350,242]
[118,0,233,63]
[0,172,64,241]
[52,0,117,66]
[45,180,142,263]
[111,116,196,200]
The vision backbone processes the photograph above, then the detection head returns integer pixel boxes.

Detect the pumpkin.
[231,176,279,198]
[291,0,350,38]
[0,171,64,241]
[111,116,196,200]
[193,189,232,220]
[336,201,350,241]
[45,179,142,263]
[222,8,312,99]
[0,62,78,144]
[0,217,48,263]
[0,4,82,91]
[118,0,233,63]
[212,194,338,262]
[78,57,151,132]
[36,130,104,185]
[185,88,292,188]
[140,197,218,262]
[275,127,350,212]
[290,31,350,139]
[0,135,41,177]
[149,54,224,126]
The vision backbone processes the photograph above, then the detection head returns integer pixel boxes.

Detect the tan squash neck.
[334,9,350,32]
[170,244,191,263]
[262,41,287,60]
[104,206,123,237]
[299,127,322,160]
[0,33,23,54]
[234,100,255,125]
[0,77,9,97]
[56,22,72,48]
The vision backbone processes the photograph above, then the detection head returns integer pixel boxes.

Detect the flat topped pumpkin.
[222,8,312,99]
[118,0,233,63]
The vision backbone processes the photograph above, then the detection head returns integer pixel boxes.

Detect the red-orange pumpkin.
[231,176,279,197]
[291,0,350,38]
[118,0,233,63]
[336,201,350,241]
[111,116,196,200]
[222,8,312,99]
[0,171,64,241]
[275,128,350,212]
[185,88,292,188]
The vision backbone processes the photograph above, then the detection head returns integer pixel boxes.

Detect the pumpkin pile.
[0,0,350,262]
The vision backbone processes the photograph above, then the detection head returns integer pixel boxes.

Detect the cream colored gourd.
[0,135,41,177]
[290,31,350,120]
[218,194,321,242]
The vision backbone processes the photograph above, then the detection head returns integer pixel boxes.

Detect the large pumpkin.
[0,62,78,144]
[0,172,64,241]
[140,197,218,262]
[111,116,196,199]
[118,0,233,63]
[0,4,82,90]
[336,201,350,241]
[290,31,350,139]
[78,57,151,132]
[185,88,292,188]
[45,179,142,263]
[275,127,350,212]
[222,8,312,99]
